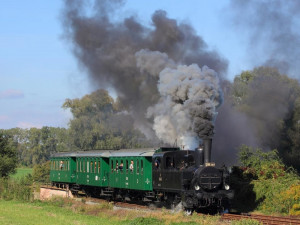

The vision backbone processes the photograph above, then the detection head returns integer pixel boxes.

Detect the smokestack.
[203,138,212,164]
[195,145,204,167]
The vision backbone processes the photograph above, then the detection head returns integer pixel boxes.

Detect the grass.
[0,200,122,225]
[0,198,225,225]
[0,198,267,225]
[11,168,33,179]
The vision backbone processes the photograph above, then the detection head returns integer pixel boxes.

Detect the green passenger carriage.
[50,152,77,184]
[75,151,110,187]
[109,148,155,191]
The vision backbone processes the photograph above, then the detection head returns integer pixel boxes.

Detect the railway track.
[222,213,300,225]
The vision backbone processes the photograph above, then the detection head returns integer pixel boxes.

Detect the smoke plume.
[62,0,227,146]
[145,62,223,149]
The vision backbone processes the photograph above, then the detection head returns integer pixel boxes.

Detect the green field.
[0,199,228,225]
[0,200,122,225]
[12,168,33,179]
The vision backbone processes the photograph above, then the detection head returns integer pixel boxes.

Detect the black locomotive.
[151,139,233,213]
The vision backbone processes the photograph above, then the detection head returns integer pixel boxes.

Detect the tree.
[32,161,50,183]
[63,89,150,150]
[0,131,18,177]
[231,67,300,171]
[235,145,300,214]
[1,127,70,167]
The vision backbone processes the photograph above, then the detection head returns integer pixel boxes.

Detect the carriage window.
[141,160,143,175]
[136,160,139,174]
[177,159,186,170]
[129,160,134,173]
[98,161,101,173]
[84,160,86,172]
[94,161,97,173]
[90,161,93,173]
[187,155,195,166]
[120,160,124,173]
[166,157,175,169]
[111,160,114,173]
[115,160,119,172]
[126,160,128,174]
[87,161,89,173]
[154,158,161,170]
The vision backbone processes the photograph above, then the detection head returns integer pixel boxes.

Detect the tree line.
[0,90,151,170]
[229,67,300,171]
[1,66,300,174]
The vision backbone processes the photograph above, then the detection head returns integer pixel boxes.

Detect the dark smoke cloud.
[61,0,228,143]
[228,0,300,77]
[212,67,299,166]
[212,100,259,166]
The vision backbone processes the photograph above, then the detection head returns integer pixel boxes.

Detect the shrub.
[32,161,50,183]
[235,145,300,214]
[0,174,33,201]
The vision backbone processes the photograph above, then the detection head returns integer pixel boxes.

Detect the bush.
[0,174,33,201]
[32,161,50,183]
[235,145,300,214]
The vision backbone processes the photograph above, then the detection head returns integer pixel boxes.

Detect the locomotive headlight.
[194,185,200,191]
[224,184,230,190]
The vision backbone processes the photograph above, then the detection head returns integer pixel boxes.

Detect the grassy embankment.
[0,198,262,225]
[0,168,261,224]
[0,200,121,225]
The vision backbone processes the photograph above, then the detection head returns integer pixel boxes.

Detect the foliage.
[231,67,300,171]
[0,131,18,177]
[235,145,300,214]
[32,161,50,183]
[0,175,33,201]
[238,145,285,180]
[1,127,69,167]
[63,89,151,150]
[266,184,300,216]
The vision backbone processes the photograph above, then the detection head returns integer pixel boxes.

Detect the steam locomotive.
[50,138,233,213]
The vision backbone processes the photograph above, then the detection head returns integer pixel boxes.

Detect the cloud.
[17,122,42,129]
[0,89,24,99]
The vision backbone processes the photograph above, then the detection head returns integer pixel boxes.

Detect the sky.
[0,0,254,129]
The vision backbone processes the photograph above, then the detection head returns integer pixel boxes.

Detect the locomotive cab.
[152,148,196,191]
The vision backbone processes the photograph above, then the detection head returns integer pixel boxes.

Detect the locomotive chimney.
[195,145,204,167]
[203,138,212,164]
